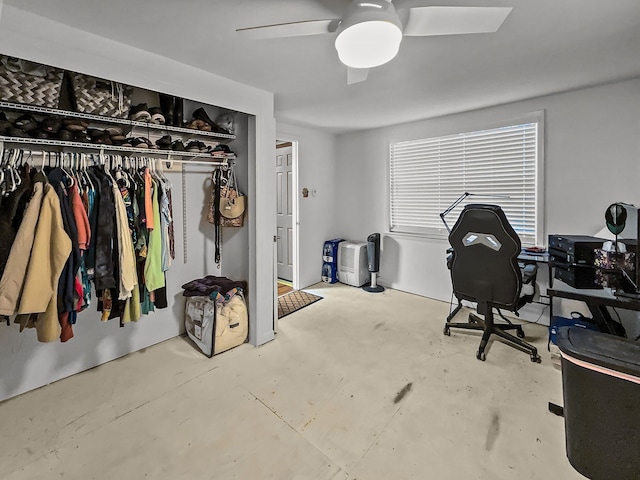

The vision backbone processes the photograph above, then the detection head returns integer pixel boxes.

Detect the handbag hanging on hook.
[206,163,246,265]
[216,163,246,228]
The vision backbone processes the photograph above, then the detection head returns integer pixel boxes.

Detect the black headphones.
[605,203,627,235]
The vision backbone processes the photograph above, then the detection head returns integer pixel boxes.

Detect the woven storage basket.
[68,72,133,118]
[0,56,64,108]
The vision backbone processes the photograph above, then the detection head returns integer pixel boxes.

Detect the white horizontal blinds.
[390,122,538,244]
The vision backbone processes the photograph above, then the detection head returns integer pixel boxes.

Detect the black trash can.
[557,327,640,480]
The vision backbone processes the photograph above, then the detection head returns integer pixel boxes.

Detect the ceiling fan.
[237,1,512,84]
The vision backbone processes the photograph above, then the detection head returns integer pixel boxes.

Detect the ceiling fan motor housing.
[335,0,403,69]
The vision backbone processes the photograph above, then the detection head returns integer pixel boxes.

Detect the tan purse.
[220,194,245,219]
[211,164,245,227]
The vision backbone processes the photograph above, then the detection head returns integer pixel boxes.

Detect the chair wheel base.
[443,326,450,336]
[531,354,541,363]
[476,351,486,361]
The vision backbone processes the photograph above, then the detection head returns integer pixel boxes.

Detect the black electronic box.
[548,235,606,265]
[553,263,600,289]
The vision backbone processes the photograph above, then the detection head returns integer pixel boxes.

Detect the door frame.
[274,138,300,332]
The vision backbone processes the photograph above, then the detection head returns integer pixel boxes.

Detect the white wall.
[0,3,276,401]
[334,78,640,302]
[277,123,339,289]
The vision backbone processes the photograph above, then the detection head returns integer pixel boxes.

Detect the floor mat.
[278,290,323,319]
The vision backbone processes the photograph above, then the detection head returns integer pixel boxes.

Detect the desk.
[547,279,640,336]
[519,250,550,264]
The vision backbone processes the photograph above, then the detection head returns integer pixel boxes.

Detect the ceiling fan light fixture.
[335,0,403,69]
[336,21,402,68]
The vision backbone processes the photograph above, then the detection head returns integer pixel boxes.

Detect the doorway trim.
[274,138,300,332]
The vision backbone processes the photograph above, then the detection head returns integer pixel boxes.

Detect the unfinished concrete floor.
[0,283,584,479]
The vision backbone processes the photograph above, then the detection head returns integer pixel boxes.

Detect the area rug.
[278,290,323,319]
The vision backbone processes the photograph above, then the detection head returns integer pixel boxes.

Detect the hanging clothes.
[144,167,154,230]
[159,181,171,271]
[0,152,213,342]
[144,178,165,292]
[0,164,32,277]
[47,167,82,342]
[70,182,91,251]
[113,173,137,300]
[84,168,101,277]
[47,168,81,308]
[77,172,96,312]
[167,186,175,261]
[70,181,91,315]
[15,182,72,341]
[90,166,117,291]
[0,177,45,316]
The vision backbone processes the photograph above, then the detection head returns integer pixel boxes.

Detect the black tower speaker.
[363,233,384,293]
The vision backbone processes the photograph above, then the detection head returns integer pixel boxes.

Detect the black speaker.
[363,233,384,293]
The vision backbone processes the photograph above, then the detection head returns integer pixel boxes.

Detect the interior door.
[276,143,293,281]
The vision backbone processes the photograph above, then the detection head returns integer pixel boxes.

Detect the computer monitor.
[617,204,639,293]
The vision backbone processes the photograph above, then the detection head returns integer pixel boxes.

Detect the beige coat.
[113,182,137,300]
[17,183,72,342]
[0,182,44,316]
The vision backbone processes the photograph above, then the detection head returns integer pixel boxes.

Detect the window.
[389,118,542,245]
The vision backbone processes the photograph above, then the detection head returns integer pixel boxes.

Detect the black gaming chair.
[443,204,541,362]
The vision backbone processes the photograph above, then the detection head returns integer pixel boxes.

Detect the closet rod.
[0,141,231,168]
[160,158,229,167]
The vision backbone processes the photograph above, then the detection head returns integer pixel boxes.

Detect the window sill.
[385,231,449,243]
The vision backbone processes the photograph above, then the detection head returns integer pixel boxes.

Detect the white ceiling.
[7,0,640,134]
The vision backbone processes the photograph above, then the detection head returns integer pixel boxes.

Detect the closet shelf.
[0,101,236,141]
[0,135,233,162]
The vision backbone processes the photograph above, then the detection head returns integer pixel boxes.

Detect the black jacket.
[47,168,81,313]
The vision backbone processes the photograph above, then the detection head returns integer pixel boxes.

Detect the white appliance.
[337,241,370,287]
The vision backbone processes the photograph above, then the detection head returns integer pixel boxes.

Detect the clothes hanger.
[23,150,34,170]
[14,150,24,188]
[103,154,116,184]
[1,148,17,195]
[114,155,130,188]
[61,152,75,189]
[134,156,146,186]
[0,150,5,195]
[81,154,95,191]
[157,158,170,186]
[72,153,86,190]
[123,156,136,190]
[6,149,21,193]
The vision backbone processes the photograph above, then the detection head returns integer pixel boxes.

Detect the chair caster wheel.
[468,317,477,324]
[443,326,450,336]
[530,354,541,363]
[517,328,525,339]
[476,351,486,361]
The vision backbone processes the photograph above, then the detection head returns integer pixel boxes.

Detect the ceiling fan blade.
[236,19,338,39]
[403,6,512,37]
[347,67,369,85]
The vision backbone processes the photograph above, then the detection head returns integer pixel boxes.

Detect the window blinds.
[389,122,538,245]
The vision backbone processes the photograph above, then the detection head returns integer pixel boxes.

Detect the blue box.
[548,314,599,350]
[322,238,344,263]
[321,262,339,283]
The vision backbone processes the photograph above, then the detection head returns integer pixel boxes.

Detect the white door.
[276,143,293,281]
